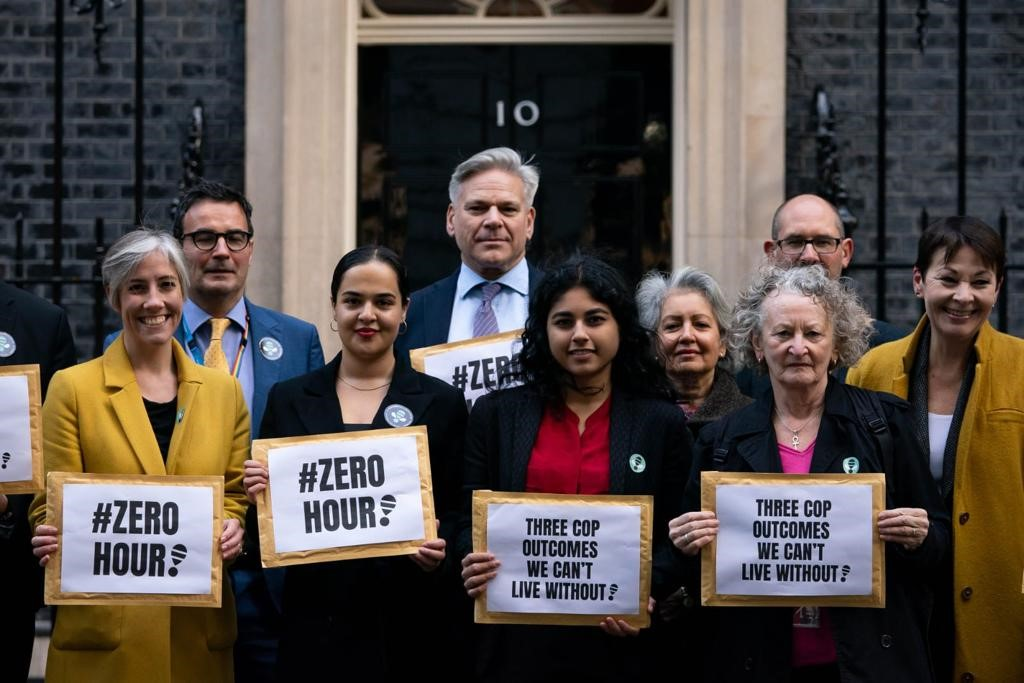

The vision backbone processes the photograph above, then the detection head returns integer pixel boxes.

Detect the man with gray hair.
[738,193,905,396]
[397,147,544,353]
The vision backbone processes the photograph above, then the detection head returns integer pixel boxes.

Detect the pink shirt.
[778,439,838,669]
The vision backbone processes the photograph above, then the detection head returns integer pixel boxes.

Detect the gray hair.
[448,147,540,206]
[102,228,189,308]
[636,266,736,369]
[730,265,873,371]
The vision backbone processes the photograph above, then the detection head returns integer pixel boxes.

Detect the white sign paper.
[60,483,215,595]
[485,502,641,615]
[715,483,874,596]
[0,374,32,483]
[416,333,522,409]
[268,434,425,552]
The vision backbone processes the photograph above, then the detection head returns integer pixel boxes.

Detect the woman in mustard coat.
[847,216,1024,683]
[29,229,249,683]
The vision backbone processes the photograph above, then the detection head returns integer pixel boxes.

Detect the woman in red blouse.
[458,254,692,682]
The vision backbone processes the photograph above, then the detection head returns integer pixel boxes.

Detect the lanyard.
[182,313,250,379]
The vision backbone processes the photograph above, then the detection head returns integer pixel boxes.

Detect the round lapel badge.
[384,404,413,428]
[629,453,646,473]
[842,457,860,474]
[0,331,16,358]
[258,336,283,361]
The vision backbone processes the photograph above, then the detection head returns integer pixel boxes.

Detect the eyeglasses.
[775,237,843,256]
[182,230,253,252]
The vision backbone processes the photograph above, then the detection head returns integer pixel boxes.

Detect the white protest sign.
[701,472,885,608]
[472,491,653,627]
[254,426,435,566]
[46,473,224,607]
[409,330,522,410]
[0,365,42,493]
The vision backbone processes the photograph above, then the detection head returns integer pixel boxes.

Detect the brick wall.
[0,0,245,359]
[787,0,1024,336]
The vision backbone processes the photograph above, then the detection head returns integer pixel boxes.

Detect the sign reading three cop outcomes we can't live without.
[701,471,886,608]
[46,472,224,607]
[252,426,436,567]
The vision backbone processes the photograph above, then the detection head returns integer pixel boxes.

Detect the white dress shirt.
[447,259,531,343]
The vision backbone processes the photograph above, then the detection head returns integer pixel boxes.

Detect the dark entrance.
[358,44,672,289]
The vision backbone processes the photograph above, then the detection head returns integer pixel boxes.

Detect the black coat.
[685,379,949,683]
[0,282,77,681]
[459,385,692,682]
[259,353,468,679]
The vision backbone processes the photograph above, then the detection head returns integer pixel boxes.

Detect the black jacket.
[685,379,949,683]
[260,353,469,679]
[459,385,693,681]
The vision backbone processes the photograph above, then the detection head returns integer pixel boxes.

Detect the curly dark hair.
[508,253,672,402]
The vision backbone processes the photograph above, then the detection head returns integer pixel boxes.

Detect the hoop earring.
[330,320,338,332]
[398,320,408,335]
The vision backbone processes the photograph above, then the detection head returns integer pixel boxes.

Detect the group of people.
[1,146,1019,683]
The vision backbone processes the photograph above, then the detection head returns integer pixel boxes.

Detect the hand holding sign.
[243,459,268,503]
[220,518,244,561]
[876,507,929,551]
[461,551,501,598]
[31,523,59,567]
[669,511,719,556]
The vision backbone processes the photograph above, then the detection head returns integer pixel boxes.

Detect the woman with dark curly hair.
[458,253,692,682]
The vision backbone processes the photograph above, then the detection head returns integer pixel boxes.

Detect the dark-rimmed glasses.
[181,230,253,252]
[775,237,842,256]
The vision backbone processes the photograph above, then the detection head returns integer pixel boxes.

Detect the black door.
[358,44,671,289]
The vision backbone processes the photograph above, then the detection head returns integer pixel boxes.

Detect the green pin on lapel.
[629,454,646,473]
[176,408,185,423]
[842,457,860,474]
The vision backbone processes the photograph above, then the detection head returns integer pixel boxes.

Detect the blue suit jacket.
[104,298,324,436]
[395,261,544,357]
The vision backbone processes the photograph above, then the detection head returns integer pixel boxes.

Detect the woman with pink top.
[669,265,948,682]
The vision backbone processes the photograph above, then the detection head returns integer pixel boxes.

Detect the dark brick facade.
[787,0,1023,336]
[0,0,245,358]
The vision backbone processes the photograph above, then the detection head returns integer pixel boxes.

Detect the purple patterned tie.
[472,282,502,337]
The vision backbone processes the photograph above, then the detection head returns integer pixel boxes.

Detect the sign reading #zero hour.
[0,364,43,494]
[409,330,523,411]
[45,472,224,607]
[700,472,886,608]
[252,426,436,567]
[472,490,653,628]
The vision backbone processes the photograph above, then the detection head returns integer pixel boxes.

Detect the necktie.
[204,318,231,372]
[472,282,502,338]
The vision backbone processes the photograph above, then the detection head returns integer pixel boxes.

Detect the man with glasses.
[737,193,905,395]
[107,180,323,681]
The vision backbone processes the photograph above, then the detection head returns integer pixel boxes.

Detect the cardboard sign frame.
[472,489,653,628]
[408,329,523,396]
[0,364,43,494]
[45,471,225,607]
[252,425,436,567]
[700,471,886,608]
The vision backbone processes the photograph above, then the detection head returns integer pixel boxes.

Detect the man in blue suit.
[396,147,544,356]
[108,180,323,681]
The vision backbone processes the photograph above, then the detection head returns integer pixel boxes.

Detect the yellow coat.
[848,318,1024,683]
[29,337,249,683]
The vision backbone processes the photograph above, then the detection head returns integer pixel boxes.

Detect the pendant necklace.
[775,410,818,449]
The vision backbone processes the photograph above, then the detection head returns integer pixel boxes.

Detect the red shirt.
[526,396,612,494]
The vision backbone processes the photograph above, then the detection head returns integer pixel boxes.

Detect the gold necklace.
[774,409,819,449]
[336,375,391,392]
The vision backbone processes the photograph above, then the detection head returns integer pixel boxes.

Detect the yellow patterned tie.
[204,318,230,372]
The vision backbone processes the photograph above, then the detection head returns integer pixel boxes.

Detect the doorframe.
[246,1,785,356]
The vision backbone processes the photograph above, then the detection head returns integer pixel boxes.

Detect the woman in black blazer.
[459,254,693,682]
[243,246,468,679]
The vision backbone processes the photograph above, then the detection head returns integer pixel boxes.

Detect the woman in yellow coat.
[847,216,1024,683]
[29,228,249,683]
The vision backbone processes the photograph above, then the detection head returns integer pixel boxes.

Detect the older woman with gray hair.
[637,266,752,438]
[667,265,948,683]
[30,228,249,682]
